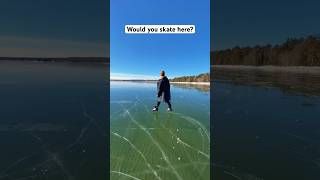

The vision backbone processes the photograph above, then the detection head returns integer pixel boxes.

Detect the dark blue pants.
[156,100,172,109]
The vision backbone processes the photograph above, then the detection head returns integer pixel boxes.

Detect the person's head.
[160,70,165,77]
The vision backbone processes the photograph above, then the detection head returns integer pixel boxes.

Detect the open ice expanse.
[0,61,108,180]
[212,67,320,180]
[110,81,210,180]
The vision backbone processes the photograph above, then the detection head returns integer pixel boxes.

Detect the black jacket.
[157,76,171,101]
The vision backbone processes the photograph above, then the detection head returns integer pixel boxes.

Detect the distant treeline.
[211,36,320,66]
[171,73,210,82]
[0,57,109,63]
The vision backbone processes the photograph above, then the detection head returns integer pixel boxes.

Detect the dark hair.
[160,70,165,76]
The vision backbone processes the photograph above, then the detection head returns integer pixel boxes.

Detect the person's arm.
[157,79,164,97]
[167,79,171,99]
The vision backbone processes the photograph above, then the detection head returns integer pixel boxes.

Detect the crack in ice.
[133,161,209,176]
[168,130,209,159]
[171,112,210,142]
[0,153,35,177]
[111,131,162,180]
[136,97,209,159]
[110,171,141,180]
[123,107,183,180]
[224,170,242,180]
[31,133,74,180]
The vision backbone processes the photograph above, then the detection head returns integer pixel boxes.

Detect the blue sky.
[213,0,320,50]
[0,0,108,57]
[110,0,210,79]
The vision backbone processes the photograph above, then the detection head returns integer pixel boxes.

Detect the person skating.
[152,70,172,112]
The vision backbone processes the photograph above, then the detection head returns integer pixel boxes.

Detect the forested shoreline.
[211,36,320,66]
[171,73,210,82]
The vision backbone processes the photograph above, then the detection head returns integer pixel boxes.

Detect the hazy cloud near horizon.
[0,36,109,58]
